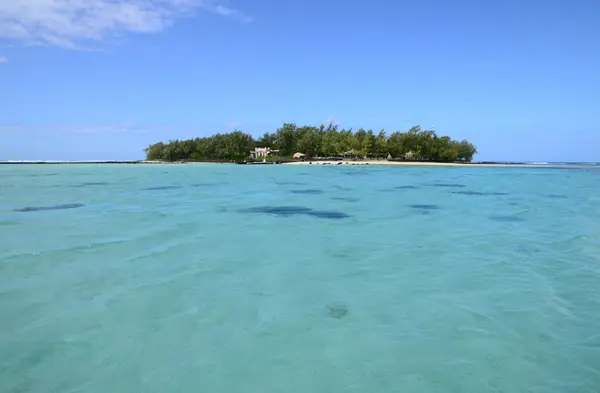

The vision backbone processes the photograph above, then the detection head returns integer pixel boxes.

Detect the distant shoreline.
[282,160,597,169]
[0,160,597,170]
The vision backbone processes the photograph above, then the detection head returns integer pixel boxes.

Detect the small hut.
[293,152,306,160]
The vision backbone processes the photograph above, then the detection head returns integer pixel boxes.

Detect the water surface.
[1,164,599,392]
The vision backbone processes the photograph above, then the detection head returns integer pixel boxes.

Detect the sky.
[0,0,599,161]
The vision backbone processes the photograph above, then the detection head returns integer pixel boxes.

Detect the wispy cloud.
[324,116,339,126]
[0,0,251,49]
[0,56,7,63]
[225,121,241,130]
[208,3,252,22]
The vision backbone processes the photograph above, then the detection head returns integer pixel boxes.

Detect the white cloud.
[0,56,7,63]
[210,3,252,22]
[0,0,251,49]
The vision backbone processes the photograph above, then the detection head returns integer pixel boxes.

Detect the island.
[144,123,478,163]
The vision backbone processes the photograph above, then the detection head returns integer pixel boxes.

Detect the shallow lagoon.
[1,164,599,392]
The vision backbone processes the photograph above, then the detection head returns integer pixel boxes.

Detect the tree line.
[144,123,477,162]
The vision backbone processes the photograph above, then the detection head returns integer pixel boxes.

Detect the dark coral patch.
[489,215,525,222]
[409,204,440,210]
[427,183,466,188]
[15,203,85,212]
[331,197,359,202]
[240,206,350,220]
[291,189,323,194]
[145,186,181,191]
[453,191,508,196]
[326,303,349,319]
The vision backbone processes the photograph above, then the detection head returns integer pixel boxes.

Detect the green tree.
[144,142,166,160]
[256,132,276,148]
[275,123,298,156]
[387,132,406,158]
[374,130,388,158]
[458,140,477,161]
[320,127,340,156]
[144,123,477,162]
[297,129,322,158]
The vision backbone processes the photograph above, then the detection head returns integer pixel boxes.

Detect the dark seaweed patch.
[15,203,85,212]
[342,171,368,176]
[326,303,348,319]
[243,206,313,216]
[145,186,181,191]
[332,185,352,191]
[453,191,508,196]
[23,173,60,178]
[395,185,418,190]
[409,204,440,210]
[291,189,322,195]
[71,182,109,188]
[307,211,350,219]
[276,181,306,186]
[191,182,222,187]
[241,206,350,219]
[515,245,540,253]
[427,183,466,188]
[83,182,108,186]
[489,215,525,222]
[332,197,359,202]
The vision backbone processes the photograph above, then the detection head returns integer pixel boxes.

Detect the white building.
[250,147,279,159]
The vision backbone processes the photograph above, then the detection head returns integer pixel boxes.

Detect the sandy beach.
[281,160,594,169]
[1,160,595,169]
[284,160,486,167]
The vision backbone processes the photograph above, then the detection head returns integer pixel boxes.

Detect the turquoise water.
[1,164,599,393]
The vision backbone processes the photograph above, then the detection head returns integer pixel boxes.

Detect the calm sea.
[1,164,599,393]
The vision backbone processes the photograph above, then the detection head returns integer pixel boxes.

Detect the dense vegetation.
[144,124,477,162]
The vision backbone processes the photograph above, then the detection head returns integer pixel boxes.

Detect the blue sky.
[0,0,599,161]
